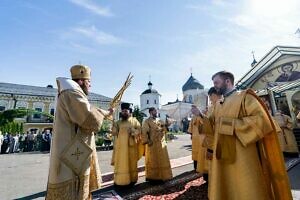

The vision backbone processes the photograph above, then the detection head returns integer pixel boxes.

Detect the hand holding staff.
[107,73,133,120]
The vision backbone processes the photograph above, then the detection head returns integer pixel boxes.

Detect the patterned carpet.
[123,171,208,200]
[92,170,208,200]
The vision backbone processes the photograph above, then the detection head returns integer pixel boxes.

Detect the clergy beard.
[215,83,227,95]
[151,113,157,118]
[120,113,129,120]
[80,85,89,95]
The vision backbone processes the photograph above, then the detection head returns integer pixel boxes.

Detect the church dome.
[142,89,158,94]
[182,74,204,92]
[141,81,159,94]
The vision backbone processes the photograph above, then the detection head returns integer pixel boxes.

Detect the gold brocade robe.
[142,118,172,181]
[204,89,292,200]
[46,78,105,200]
[188,116,202,161]
[274,113,299,153]
[202,105,215,151]
[188,116,209,174]
[111,117,143,185]
[272,117,286,152]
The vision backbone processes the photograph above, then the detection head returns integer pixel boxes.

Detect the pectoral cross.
[71,147,83,160]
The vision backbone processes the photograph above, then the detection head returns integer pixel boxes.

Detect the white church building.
[140,74,208,131]
[140,81,161,118]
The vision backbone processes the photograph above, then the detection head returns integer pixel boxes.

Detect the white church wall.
[161,102,192,130]
[183,89,208,111]
[140,93,160,111]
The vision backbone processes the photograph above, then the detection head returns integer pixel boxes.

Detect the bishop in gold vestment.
[111,103,143,186]
[201,71,292,200]
[142,107,172,182]
[46,65,112,200]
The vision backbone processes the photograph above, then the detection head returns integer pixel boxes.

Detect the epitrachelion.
[60,134,93,175]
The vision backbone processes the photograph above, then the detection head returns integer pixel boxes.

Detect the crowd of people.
[0,130,52,154]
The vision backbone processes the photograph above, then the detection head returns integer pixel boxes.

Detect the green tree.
[99,120,111,134]
[15,123,19,133]
[11,122,17,134]
[132,105,145,124]
[0,108,54,131]
[20,123,24,133]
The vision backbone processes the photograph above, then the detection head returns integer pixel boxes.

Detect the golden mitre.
[70,64,91,80]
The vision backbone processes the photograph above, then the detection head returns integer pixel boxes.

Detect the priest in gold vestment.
[142,107,172,183]
[198,71,292,200]
[46,65,113,200]
[111,103,142,186]
[274,110,299,154]
[199,87,222,183]
[188,105,209,176]
[259,97,287,152]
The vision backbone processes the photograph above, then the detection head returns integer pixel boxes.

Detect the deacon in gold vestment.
[188,105,209,175]
[111,103,143,186]
[46,65,113,200]
[198,87,222,183]
[274,110,299,154]
[142,107,172,182]
[198,71,292,200]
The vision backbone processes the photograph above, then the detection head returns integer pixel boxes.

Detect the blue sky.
[0,0,299,106]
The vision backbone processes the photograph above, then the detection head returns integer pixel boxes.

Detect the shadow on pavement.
[14,191,46,200]
[181,145,192,151]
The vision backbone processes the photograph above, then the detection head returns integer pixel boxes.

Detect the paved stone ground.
[0,134,192,200]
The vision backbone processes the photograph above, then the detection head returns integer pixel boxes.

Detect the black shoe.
[146,178,164,185]
[203,173,209,183]
[114,183,132,189]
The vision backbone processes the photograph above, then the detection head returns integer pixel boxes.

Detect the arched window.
[33,102,44,118]
[147,100,149,104]
[49,103,55,115]
[50,108,55,116]
[16,101,28,109]
[34,108,42,118]
[0,100,8,110]
[189,95,193,103]
[154,99,157,104]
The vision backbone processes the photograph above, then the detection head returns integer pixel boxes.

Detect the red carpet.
[140,177,207,200]
[123,171,208,200]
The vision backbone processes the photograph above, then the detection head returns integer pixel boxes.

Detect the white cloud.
[211,0,228,6]
[71,26,124,45]
[58,25,127,48]
[69,0,113,17]
[230,0,300,43]
[185,4,209,11]
[182,0,300,83]
[68,41,95,53]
